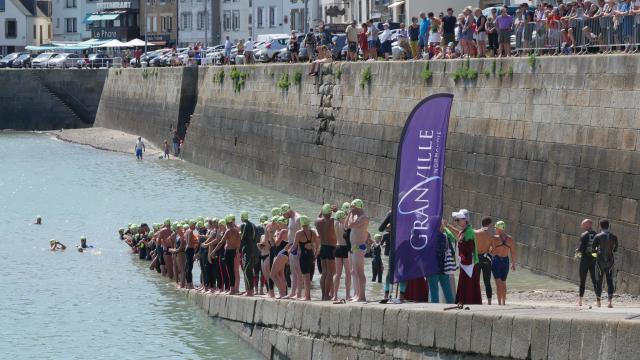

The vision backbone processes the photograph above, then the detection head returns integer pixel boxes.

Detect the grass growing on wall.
[277,73,290,91]
[452,59,477,82]
[360,65,372,89]
[230,66,248,92]
[293,70,302,85]
[213,69,225,85]
[335,66,342,81]
[421,62,432,82]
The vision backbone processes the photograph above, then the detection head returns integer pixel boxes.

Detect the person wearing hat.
[255,215,268,295]
[346,198,370,302]
[332,209,351,301]
[281,204,303,299]
[169,224,188,288]
[295,215,320,301]
[451,209,482,305]
[489,220,516,305]
[77,235,94,253]
[346,20,359,61]
[257,216,274,297]
[182,221,199,289]
[49,239,66,251]
[212,215,241,294]
[315,204,337,300]
[270,216,291,298]
[240,211,257,296]
[34,215,42,225]
[157,219,173,278]
[379,22,393,60]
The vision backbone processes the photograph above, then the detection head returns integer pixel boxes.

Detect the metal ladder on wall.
[28,70,87,127]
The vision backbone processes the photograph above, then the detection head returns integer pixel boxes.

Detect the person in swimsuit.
[475,217,494,305]
[254,215,268,295]
[157,219,173,278]
[49,239,66,251]
[346,199,369,302]
[269,216,290,298]
[332,210,351,301]
[489,220,516,306]
[213,215,241,295]
[169,224,187,288]
[282,204,303,299]
[258,216,274,297]
[35,215,42,225]
[315,204,337,300]
[240,211,257,296]
[295,215,320,301]
[183,221,199,289]
[202,218,220,293]
[214,219,230,293]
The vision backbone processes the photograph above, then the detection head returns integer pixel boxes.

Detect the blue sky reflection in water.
[0,132,335,359]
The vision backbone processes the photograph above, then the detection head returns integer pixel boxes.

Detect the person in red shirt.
[358,23,368,60]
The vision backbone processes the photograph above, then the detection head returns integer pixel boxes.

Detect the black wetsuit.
[578,230,597,297]
[199,232,210,287]
[224,248,237,290]
[241,220,257,292]
[371,245,383,283]
[299,231,314,275]
[254,224,265,290]
[593,230,618,300]
[185,231,196,284]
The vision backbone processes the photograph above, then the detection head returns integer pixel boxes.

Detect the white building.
[0,0,52,55]
[51,0,98,41]
[389,0,479,23]
[178,0,221,46]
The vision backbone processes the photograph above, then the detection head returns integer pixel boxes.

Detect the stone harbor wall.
[182,290,640,360]
[183,57,640,294]
[0,69,106,130]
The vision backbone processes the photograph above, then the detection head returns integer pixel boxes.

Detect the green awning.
[87,13,121,21]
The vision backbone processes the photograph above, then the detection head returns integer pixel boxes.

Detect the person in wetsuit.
[240,211,257,296]
[213,215,241,294]
[593,219,618,308]
[576,219,597,307]
[196,221,210,292]
[269,216,290,298]
[255,214,268,295]
[489,220,516,306]
[371,234,383,283]
[295,215,320,301]
[183,221,199,289]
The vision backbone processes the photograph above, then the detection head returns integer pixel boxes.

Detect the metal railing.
[514,14,640,54]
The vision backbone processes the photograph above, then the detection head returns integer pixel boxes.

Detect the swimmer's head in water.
[374,233,382,241]
[280,204,291,214]
[260,214,269,223]
[197,221,205,229]
[334,210,346,220]
[322,204,332,215]
[241,211,249,222]
[495,221,506,230]
[271,207,282,216]
[164,218,171,226]
[299,215,310,226]
[50,239,56,245]
[341,202,351,212]
[351,199,364,209]
[118,228,124,234]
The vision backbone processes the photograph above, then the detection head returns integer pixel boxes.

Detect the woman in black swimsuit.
[295,215,318,301]
[269,217,290,298]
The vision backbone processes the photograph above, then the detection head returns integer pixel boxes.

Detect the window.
[56,18,59,28]
[65,0,76,8]
[65,18,77,32]
[152,16,157,32]
[146,16,151,32]
[232,10,239,31]
[180,12,192,30]
[223,10,231,31]
[33,25,36,39]
[0,0,5,12]
[197,11,206,30]
[5,19,17,38]
[269,6,275,27]
[256,7,263,28]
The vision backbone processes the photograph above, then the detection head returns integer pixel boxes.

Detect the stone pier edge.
[177,289,639,360]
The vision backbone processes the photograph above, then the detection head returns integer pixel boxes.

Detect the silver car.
[31,53,59,68]
[255,37,289,62]
[47,53,81,69]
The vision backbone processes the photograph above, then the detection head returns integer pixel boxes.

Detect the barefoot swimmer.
[489,221,516,306]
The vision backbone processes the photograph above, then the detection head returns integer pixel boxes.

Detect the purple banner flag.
[392,94,454,282]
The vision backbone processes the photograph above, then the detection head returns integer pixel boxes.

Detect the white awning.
[123,38,146,47]
[388,1,405,8]
[97,39,126,48]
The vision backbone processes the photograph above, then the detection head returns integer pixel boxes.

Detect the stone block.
[261,299,278,326]
[287,335,312,360]
[395,308,410,344]
[329,305,346,336]
[292,301,304,330]
[349,305,362,338]
[406,309,434,347]
[510,316,535,360]
[359,303,373,340]
[382,307,400,343]
[615,320,640,360]
[277,300,289,327]
[434,312,457,351]
[470,313,493,355]
[548,318,571,360]
[491,315,514,358]
[569,319,617,360]
[302,303,322,333]
[370,306,386,342]
[318,304,332,336]
[455,311,473,352]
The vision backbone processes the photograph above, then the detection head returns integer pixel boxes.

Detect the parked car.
[31,53,59,68]
[0,52,22,68]
[255,36,289,62]
[203,45,224,65]
[48,53,81,68]
[276,35,307,62]
[86,53,110,68]
[11,53,33,68]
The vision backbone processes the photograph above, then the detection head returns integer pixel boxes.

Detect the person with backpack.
[576,219,598,307]
[593,219,618,308]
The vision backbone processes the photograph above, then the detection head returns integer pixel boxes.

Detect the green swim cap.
[495,221,506,230]
[211,218,219,224]
[182,224,190,230]
[351,199,364,209]
[171,224,178,231]
[341,202,350,212]
[189,219,196,226]
[128,223,133,228]
[271,207,282,216]
[299,215,311,226]
[149,231,155,238]
[277,216,287,224]
[164,218,171,226]
[197,216,205,223]
[271,216,279,223]
[197,221,205,228]
[322,203,332,215]
[50,239,56,245]
[80,236,87,241]
[225,214,235,224]
[373,233,382,241]
[241,211,249,221]
[280,204,291,213]
[335,210,346,220]
[118,228,124,233]
[260,214,269,222]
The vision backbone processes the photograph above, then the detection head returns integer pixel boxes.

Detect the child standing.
[163,140,170,159]
[371,234,383,283]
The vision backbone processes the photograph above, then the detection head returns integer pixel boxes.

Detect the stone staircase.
[28,70,88,127]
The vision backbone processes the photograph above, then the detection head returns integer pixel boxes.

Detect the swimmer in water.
[35,216,42,225]
[77,236,92,252]
[50,239,66,251]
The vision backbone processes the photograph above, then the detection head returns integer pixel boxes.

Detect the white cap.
[452,209,470,220]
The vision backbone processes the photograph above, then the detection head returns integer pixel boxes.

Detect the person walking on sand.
[593,219,618,308]
[135,136,145,160]
[576,219,598,307]
[346,199,369,302]
[489,221,516,306]
[475,217,494,305]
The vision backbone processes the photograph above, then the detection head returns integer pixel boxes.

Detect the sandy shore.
[49,127,166,159]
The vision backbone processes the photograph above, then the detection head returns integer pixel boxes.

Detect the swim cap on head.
[351,199,364,209]
[495,221,506,230]
[277,216,287,224]
[50,239,56,245]
[149,231,155,238]
[205,218,211,223]
[189,219,196,226]
[260,214,269,222]
[171,224,178,231]
[335,210,346,220]
[218,218,227,226]
[241,211,249,221]
[299,215,311,226]
[271,207,282,216]
[197,221,205,228]
[80,236,87,241]
[322,204,332,215]
[128,223,133,228]
[374,233,382,241]
[225,214,235,224]
[280,204,291,213]
[182,224,190,230]
[164,218,171,226]
[37,215,41,219]
[197,216,205,223]
[118,228,124,233]
[211,218,219,224]
[271,216,279,223]
[341,202,350,212]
